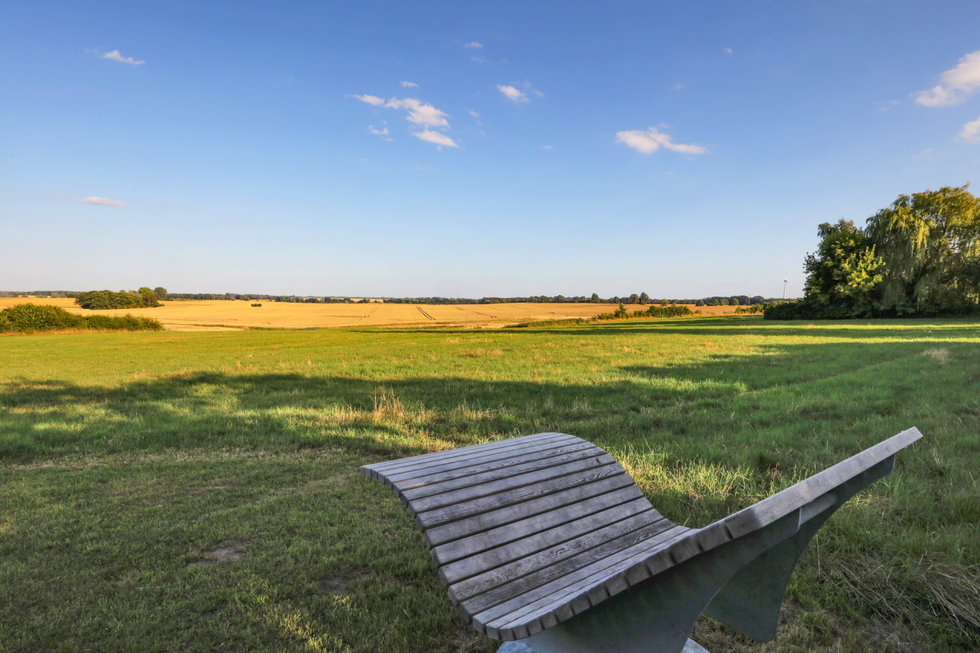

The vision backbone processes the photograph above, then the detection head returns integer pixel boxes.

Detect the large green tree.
[803,219,883,310]
[865,184,980,312]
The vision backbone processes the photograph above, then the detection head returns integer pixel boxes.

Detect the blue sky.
[2,1,979,298]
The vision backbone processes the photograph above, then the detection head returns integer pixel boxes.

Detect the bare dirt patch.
[318,569,370,595]
[195,545,244,567]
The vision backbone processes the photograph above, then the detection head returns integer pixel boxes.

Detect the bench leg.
[703,456,895,641]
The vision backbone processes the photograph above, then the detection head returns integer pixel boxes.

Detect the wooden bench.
[362,427,922,653]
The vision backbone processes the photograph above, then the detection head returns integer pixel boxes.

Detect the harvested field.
[0,297,745,331]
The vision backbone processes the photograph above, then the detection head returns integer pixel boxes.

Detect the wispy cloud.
[615,127,707,155]
[384,98,450,127]
[353,93,455,148]
[91,49,145,66]
[961,116,980,143]
[916,49,980,107]
[723,47,733,55]
[415,130,458,148]
[497,84,528,103]
[464,41,483,49]
[75,196,126,207]
[468,110,480,118]
[541,145,552,150]
[353,94,386,106]
[400,81,419,88]
[471,55,486,64]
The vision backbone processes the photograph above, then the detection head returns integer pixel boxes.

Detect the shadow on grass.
[387,315,980,340]
[2,334,976,478]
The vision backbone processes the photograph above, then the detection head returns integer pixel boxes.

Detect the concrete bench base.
[498,637,710,652]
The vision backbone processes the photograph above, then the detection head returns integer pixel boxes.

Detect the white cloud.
[615,127,707,155]
[960,116,980,143]
[532,89,545,97]
[468,110,480,118]
[98,49,144,66]
[464,41,483,49]
[916,49,980,107]
[368,124,388,135]
[353,94,386,106]
[673,83,683,90]
[471,55,486,64]
[497,84,528,103]
[384,97,450,127]
[415,130,458,147]
[541,145,552,150]
[75,196,126,207]
[723,47,733,55]
[401,81,419,88]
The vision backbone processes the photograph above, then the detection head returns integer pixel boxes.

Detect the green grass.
[1,316,978,652]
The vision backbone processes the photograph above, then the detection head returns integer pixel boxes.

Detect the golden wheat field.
[0,297,744,330]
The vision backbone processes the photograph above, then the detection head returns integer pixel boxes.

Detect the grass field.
[1,316,978,652]
[0,297,743,331]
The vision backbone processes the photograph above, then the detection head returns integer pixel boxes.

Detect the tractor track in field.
[355,305,380,324]
[416,306,436,321]
[453,305,498,319]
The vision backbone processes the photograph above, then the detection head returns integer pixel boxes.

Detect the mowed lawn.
[1,317,978,652]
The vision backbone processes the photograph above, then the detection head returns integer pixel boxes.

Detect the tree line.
[3,288,775,307]
[767,184,980,319]
[74,287,167,310]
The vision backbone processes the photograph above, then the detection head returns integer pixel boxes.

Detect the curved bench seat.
[362,427,921,652]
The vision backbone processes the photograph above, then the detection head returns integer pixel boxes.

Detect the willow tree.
[865,184,980,312]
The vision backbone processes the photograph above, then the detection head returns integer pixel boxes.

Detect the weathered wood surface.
[361,427,922,642]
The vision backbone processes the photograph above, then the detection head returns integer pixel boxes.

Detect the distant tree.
[628,293,639,304]
[153,287,168,301]
[590,293,600,303]
[695,299,705,306]
[660,299,669,306]
[729,297,739,305]
[614,302,628,318]
[138,287,160,308]
[803,219,883,311]
[75,290,143,310]
[638,292,650,304]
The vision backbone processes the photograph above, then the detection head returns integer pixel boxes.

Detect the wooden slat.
[364,432,567,472]
[439,497,657,585]
[455,513,677,615]
[385,440,598,489]
[377,433,582,482]
[363,433,575,477]
[432,485,648,566]
[416,462,628,529]
[401,447,609,502]
[409,454,618,517]
[471,524,690,635]
[424,474,639,547]
[482,527,693,639]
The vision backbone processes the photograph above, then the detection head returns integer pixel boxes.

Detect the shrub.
[0,304,164,333]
